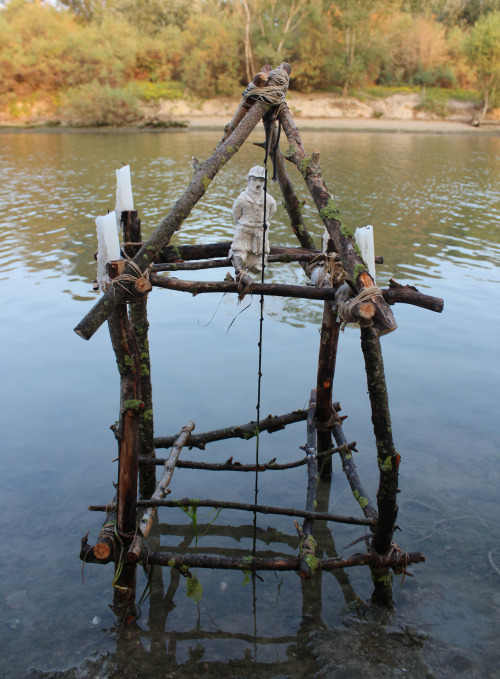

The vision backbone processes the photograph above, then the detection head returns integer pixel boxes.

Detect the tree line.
[1,0,499,123]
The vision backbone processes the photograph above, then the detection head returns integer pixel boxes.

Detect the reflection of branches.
[157,522,298,548]
[415,515,482,543]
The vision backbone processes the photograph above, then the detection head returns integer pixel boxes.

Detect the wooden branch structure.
[76,61,441,621]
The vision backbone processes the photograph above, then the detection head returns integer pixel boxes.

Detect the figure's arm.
[232,195,244,225]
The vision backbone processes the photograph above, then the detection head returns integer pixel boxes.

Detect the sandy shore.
[182,115,496,134]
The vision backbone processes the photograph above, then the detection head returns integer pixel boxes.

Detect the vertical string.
[253,119,272,556]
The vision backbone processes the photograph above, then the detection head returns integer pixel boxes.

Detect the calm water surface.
[1,128,499,679]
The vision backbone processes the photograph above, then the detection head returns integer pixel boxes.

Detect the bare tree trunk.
[241,0,255,83]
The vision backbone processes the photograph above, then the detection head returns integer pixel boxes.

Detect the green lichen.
[167,558,175,568]
[353,489,369,509]
[284,143,297,159]
[141,363,150,377]
[241,555,253,585]
[344,453,352,460]
[378,456,393,472]
[123,354,134,368]
[143,409,153,421]
[373,572,393,585]
[340,223,354,238]
[319,198,342,221]
[123,399,143,411]
[201,174,211,191]
[186,574,203,603]
[170,245,181,258]
[281,254,292,263]
[305,554,320,575]
[353,263,367,282]
[299,156,311,177]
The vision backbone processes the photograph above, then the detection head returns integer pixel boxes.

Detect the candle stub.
[115,165,134,227]
[96,211,121,291]
[354,225,376,283]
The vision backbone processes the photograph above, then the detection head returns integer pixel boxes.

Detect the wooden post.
[121,209,156,499]
[360,325,400,606]
[278,102,397,337]
[107,304,142,622]
[298,391,319,579]
[315,302,341,476]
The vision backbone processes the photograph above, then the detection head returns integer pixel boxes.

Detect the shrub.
[60,82,142,126]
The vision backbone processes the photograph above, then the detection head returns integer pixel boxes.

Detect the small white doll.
[230,166,276,274]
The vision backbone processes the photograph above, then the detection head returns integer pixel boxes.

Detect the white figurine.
[230,166,276,274]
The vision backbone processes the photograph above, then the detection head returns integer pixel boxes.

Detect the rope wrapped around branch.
[112,260,153,299]
[337,285,384,328]
[306,254,345,288]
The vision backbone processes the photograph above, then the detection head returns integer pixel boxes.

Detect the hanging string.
[252,116,274,556]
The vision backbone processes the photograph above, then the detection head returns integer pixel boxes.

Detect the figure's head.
[248,166,265,193]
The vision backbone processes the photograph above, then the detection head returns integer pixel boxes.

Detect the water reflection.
[1,131,499,306]
[3,129,500,679]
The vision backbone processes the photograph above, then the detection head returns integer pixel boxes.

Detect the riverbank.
[2,89,499,133]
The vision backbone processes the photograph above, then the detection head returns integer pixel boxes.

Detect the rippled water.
[1,128,500,679]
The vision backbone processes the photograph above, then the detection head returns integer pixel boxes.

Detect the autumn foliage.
[1,0,499,121]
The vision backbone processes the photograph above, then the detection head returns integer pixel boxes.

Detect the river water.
[1,127,499,679]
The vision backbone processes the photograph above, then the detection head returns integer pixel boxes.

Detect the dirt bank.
[2,90,499,133]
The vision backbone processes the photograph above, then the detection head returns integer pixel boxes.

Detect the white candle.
[354,225,376,283]
[115,165,134,228]
[96,211,121,291]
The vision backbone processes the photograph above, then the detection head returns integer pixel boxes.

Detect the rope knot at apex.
[242,64,290,108]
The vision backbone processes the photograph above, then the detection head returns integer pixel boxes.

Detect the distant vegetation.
[1,0,499,125]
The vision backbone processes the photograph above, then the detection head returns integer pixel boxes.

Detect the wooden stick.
[74,67,290,341]
[278,102,397,336]
[152,252,325,272]
[128,422,195,562]
[154,408,309,450]
[107,304,141,622]
[266,119,318,252]
[298,391,319,579]
[121,209,156,499]
[90,497,375,526]
[329,407,378,521]
[149,274,441,313]
[81,541,424,572]
[315,301,341,476]
[93,504,117,561]
[156,241,384,265]
[157,242,323,263]
[108,306,141,538]
[139,441,356,471]
[385,279,444,313]
[360,325,400,606]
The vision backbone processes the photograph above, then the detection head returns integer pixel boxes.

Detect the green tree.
[329,0,386,95]
[465,10,500,117]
